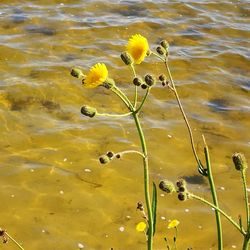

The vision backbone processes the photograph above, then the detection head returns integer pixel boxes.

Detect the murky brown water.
[0,0,249,249]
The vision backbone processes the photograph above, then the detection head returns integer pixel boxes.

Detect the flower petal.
[84,63,108,88]
[126,34,149,64]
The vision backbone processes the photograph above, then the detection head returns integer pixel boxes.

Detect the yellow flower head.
[83,63,108,88]
[168,219,180,229]
[136,221,147,232]
[126,34,149,64]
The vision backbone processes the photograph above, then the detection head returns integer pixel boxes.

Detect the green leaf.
[152,182,157,235]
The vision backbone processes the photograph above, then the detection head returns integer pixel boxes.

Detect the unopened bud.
[156,46,166,55]
[121,52,133,65]
[232,153,248,171]
[159,180,176,194]
[80,105,97,118]
[141,84,148,89]
[144,74,155,86]
[178,186,186,192]
[159,74,166,82]
[133,77,143,86]
[102,78,115,89]
[178,192,187,201]
[99,155,110,164]
[176,179,186,188]
[71,67,84,78]
[160,40,169,50]
[106,151,114,158]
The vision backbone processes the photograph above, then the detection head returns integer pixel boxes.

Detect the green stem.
[242,234,250,250]
[116,149,145,158]
[130,64,138,108]
[132,112,153,250]
[151,51,165,61]
[136,88,151,114]
[241,169,249,228]
[203,137,223,250]
[241,168,250,250]
[97,112,132,118]
[111,85,134,111]
[189,193,245,235]
[5,232,24,250]
[164,61,201,170]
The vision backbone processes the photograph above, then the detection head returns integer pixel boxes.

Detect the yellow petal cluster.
[136,221,147,232]
[168,219,180,229]
[126,34,149,64]
[83,63,108,88]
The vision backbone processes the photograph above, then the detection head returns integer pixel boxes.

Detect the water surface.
[0,0,249,249]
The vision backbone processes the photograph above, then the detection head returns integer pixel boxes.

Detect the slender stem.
[189,193,245,235]
[242,234,250,250]
[4,232,24,250]
[164,61,201,169]
[116,149,145,158]
[111,85,134,111]
[132,112,153,250]
[203,136,223,250]
[241,169,249,228]
[130,64,138,108]
[151,51,165,61]
[97,112,132,118]
[136,88,151,114]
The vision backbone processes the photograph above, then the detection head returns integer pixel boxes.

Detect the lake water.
[0,0,249,249]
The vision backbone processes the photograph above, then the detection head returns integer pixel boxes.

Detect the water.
[0,0,249,249]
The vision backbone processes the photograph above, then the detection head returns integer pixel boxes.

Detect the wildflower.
[168,219,180,229]
[126,34,149,64]
[136,221,147,232]
[83,63,108,88]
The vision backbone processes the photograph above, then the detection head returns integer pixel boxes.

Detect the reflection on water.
[0,0,249,249]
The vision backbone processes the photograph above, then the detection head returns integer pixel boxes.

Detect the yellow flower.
[83,63,108,88]
[136,221,147,232]
[168,219,180,229]
[126,34,149,64]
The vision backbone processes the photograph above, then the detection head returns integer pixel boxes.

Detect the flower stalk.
[203,136,223,250]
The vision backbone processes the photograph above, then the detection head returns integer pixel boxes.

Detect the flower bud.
[141,84,148,89]
[133,77,143,86]
[156,46,166,55]
[232,153,248,171]
[99,155,110,164]
[160,40,169,50]
[80,105,97,118]
[159,74,166,82]
[144,74,155,86]
[121,52,133,65]
[116,154,121,159]
[71,67,84,79]
[102,78,115,89]
[178,192,187,201]
[106,151,114,158]
[176,179,186,188]
[178,186,186,192]
[159,180,176,194]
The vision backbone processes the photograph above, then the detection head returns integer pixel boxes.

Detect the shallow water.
[0,0,249,249]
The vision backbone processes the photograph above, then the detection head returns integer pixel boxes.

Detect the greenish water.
[0,1,249,249]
